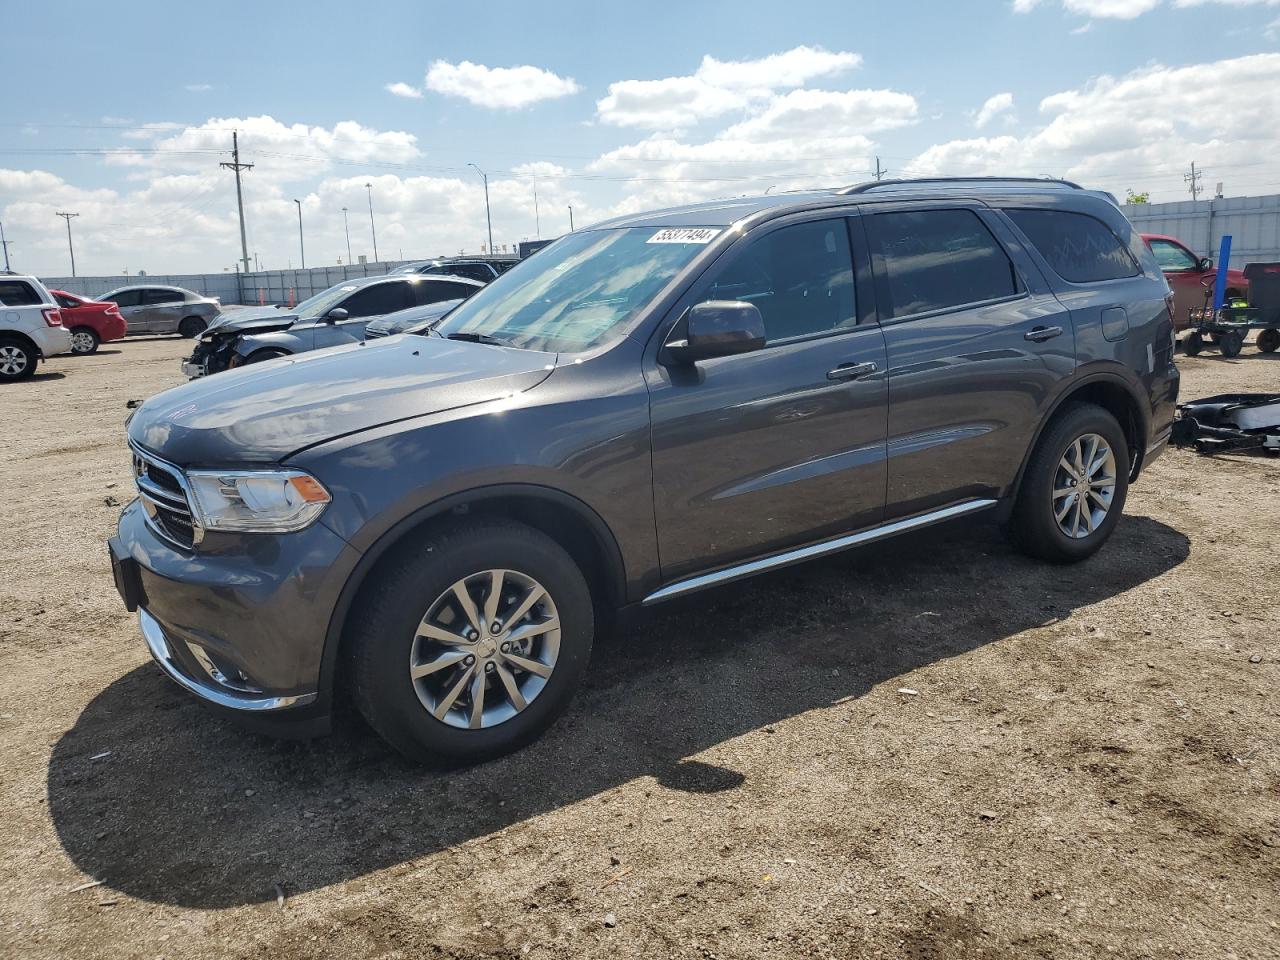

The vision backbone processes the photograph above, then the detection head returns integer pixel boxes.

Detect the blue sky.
[4,0,1279,275]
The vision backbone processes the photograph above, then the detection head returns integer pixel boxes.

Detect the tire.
[0,337,38,382]
[349,519,595,765]
[1220,330,1244,358]
[69,326,100,355]
[1256,328,1280,354]
[178,316,206,339]
[1008,403,1130,564]
[1183,331,1204,356]
[244,348,289,364]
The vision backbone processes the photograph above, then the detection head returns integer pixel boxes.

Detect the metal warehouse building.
[1122,193,1280,269]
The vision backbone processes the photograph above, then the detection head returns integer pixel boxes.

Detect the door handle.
[827,361,878,381]
[1025,325,1064,343]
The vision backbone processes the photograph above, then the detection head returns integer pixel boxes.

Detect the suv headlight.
[186,469,331,533]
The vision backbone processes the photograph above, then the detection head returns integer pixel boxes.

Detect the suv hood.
[130,335,558,464]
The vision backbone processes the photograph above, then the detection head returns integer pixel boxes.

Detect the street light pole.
[468,163,494,255]
[365,183,378,262]
[567,205,574,232]
[342,207,352,265]
[533,187,540,239]
[293,199,306,269]
[55,211,79,277]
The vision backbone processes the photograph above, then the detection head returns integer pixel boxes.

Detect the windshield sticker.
[646,228,721,245]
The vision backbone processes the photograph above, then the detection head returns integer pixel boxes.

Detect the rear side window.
[867,209,1021,319]
[1007,209,1139,283]
[0,281,41,306]
[702,219,856,344]
[143,289,183,305]
[342,281,415,317]
[419,281,476,304]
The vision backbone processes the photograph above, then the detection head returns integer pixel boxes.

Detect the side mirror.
[663,300,766,365]
[1199,257,1213,272]
[324,307,349,323]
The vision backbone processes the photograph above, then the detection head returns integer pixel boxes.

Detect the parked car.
[51,290,127,355]
[1142,233,1248,333]
[0,274,72,381]
[97,285,221,339]
[183,275,483,376]
[392,258,517,283]
[363,298,462,339]
[110,177,1179,764]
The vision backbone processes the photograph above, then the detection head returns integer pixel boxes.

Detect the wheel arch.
[0,330,41,355]
[317,484,626,708]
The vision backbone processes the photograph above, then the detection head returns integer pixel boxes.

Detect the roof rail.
[837,176,1085,196]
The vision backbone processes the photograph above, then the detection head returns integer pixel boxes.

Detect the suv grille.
[131,445,199,548]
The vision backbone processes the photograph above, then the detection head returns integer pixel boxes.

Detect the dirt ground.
[0,336,1276,960]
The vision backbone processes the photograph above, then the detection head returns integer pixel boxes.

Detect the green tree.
[1125,189,1150,205]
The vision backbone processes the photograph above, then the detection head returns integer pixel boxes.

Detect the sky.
[3,0,1280,277]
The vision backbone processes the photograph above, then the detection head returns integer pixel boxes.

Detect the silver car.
[98,285,221,338]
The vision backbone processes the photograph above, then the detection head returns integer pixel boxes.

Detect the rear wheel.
[1183,331,1204,356]
[1009,403,1130,564]
[69,326,100,355]
[178,316,206,339]
[350,519,594,765]
[1256,328,1280,353]
[0,337,37,382]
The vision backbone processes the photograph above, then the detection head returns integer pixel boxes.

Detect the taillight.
[105,306,122,317]
[42,307,63,327]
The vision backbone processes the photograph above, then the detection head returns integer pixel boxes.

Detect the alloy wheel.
[409,569,560,729]
[0,345,29,377]
[1052,433,1117,539]
[70,330,96,354]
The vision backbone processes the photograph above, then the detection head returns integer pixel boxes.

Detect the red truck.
[1141,233,1248,334]
[50,290,127,355]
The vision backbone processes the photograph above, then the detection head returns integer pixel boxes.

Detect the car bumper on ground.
[109,497,363,729]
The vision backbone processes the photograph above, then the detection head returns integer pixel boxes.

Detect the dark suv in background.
[110,177,1178,764]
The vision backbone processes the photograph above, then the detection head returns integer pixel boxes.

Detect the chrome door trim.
[642,498,997,605]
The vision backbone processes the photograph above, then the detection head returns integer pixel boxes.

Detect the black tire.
[349,519,594,765]
[244,348,289,364]
[1008,403,1130,564]
[1256,328,1280,353]
[1183,331,1204,356]
[69,326,101,355]
[0,336,38,382]
[178,316,206,339]
[1220,330,1244,358]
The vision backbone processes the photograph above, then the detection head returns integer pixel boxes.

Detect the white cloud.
[974,92,1015,128]
[1015,0,1278,18]
[595,46,860,129]
[385,81,423,99]
[424,60,580,109]
[1268,13,1280,34]
[184,83,213,93]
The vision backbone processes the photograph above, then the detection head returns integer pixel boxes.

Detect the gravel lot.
[1,336,1276,960]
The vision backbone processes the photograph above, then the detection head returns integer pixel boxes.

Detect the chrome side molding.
[642,499,997,605]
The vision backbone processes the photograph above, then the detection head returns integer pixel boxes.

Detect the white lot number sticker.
[647,228,721,244]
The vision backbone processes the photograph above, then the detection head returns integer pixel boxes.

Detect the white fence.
[1122,193,1280,268]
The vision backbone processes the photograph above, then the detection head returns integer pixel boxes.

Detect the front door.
[647,216,888,583]
[1147,237,1209,331]
[111,290,146,333]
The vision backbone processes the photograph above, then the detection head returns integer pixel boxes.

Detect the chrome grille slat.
[130,443,201,549]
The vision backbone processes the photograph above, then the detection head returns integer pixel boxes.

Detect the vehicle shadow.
[48,513,1189,909]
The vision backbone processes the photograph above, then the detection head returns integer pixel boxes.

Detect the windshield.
[292,282,360,317]
[433,227,717,352]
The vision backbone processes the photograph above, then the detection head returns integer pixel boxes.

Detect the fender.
[231,329,308,359]
[313,482,628,712]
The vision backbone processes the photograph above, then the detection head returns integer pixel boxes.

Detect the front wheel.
[69,326,100,355]
[0,338,37,382]
[1008,403,1130,564]
[349,519,595,765]
[244,348,289,364]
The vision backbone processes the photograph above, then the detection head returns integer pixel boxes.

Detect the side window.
[143,289,183,305]
[701,219,856,344]
[342,281,415,317]
[420,281,476,303]
[1148,239,1199,272]
[110,290,142,307]
[867,209,1021,319]
[54,293,79,309]
[0,281,41,306]
[1007,209,1139,283]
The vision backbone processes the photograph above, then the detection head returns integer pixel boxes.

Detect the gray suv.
[109,178,1179,764]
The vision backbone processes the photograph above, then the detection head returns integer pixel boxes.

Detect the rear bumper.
[33,325,73,357]
[98,316,127,342]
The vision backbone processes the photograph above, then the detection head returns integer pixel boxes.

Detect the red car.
[50,290,127,355]
[1142,233,1248,333]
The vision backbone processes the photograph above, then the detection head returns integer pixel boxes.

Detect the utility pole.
[341,207,352,265]
[55,212,79,276]
[568,205,574,231]
[0,219,11,271]
[468,163,494,255]
[365,183,378,262]
[1184,161,1202,202]
[220,131,254,274]
[533,187,540,239]
[874,156,888,181]
[293,199,305,269]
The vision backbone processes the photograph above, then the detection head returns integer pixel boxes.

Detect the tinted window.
[702,219,856,344]
[54,293,80,309]
[1148,239,1199,272]
[867,209,1021,319]
[1007,209,1139,283]
[108,289,143,307]
[341,281,415,317]
[143,288,183,305]
[0,281,40,306]
[419,281,477,304]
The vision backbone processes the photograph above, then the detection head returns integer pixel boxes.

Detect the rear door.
[863,203,1075,518]
[140,288,185,333]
